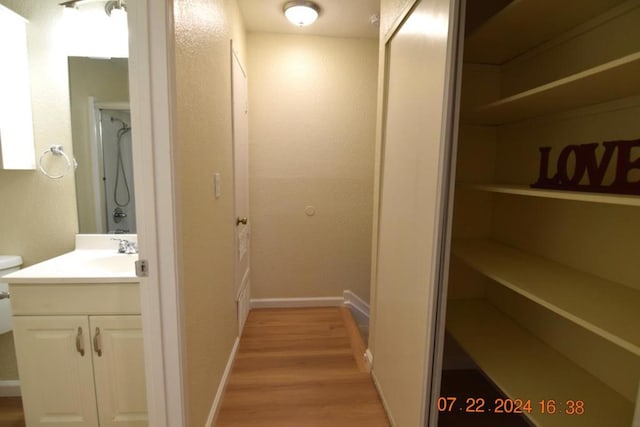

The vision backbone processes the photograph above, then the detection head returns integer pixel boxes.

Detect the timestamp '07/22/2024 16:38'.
[437,397,586,416]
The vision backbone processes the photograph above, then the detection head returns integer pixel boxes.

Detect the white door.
[231,45,250,332]
[91,315,148,427]
[371,0,460,425]
[12,316,99,426]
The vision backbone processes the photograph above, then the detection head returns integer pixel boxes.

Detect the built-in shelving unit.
[447,299,634,427]
[462,184,640,207]
[464,0,630,64]
[446,0,640,425]
[453,239,640,355]
[463,52,640,125]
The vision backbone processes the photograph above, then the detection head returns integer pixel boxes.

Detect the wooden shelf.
[462,183,640,207]
[452,239,640,356]
[464,0,629,64]
[446,299,634,427]
[462,52,640,125]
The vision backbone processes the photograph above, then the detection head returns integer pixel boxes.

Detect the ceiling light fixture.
[283,1,320,27]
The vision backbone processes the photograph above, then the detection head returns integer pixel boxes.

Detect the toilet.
[0,256,22,334]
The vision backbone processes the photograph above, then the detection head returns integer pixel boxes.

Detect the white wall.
[247,33,378,302]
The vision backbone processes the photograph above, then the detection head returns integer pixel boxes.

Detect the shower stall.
[98,107,136,233]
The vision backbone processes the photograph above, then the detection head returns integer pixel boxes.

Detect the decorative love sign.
[531,139,640,195]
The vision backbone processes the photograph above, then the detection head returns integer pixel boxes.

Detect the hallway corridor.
[216,307,389,426]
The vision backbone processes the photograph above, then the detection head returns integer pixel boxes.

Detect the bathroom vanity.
[4,235,146,427]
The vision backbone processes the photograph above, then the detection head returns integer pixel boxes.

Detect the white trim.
[128,1,185,427]
[88,97,106,233]
[343,290,370,319]
[364,349,373,371]
[206,337,240,427]
[251,297,343,309]
[0,380,20,397]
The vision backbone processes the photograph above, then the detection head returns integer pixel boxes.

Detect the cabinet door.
[90,315,147,426]
[0,5,36,170]
[12,316,99,426]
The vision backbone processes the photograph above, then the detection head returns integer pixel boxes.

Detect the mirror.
[68,57,136,234]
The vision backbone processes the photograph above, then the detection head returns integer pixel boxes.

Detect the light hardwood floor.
[216,307,389,426]
[0,397,25,427]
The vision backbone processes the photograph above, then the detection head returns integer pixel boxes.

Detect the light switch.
[214,173,221,198]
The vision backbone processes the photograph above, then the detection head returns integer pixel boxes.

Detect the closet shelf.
[462,52,640,125]
[446,299,634,427]
[452,239,640,356]
[464,0,629,64]
[462,183,640,207]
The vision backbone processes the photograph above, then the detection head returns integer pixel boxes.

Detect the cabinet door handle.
[76,327,85,356]
[93,327,102,357]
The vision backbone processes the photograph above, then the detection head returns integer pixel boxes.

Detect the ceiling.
[237,0,381,39]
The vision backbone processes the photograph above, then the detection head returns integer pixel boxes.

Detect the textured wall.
[248,33,378,302]
[171,0,246,424]
[0,0,78,266]
[0,0,79,382]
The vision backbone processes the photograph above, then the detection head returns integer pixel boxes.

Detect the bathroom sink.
[74,252,138,275]
[3,235,140,284]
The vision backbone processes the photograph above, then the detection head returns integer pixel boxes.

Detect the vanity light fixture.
[59,0,127,17]
[104,0,127,17]
[59,0,80,8]
[283,1,321,27]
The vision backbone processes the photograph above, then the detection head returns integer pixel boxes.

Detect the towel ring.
[38,145,78,179]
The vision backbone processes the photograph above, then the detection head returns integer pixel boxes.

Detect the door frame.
[128,1,185,426]
[424,0,466,424]
[129,0,464,425]
[369,0,464,425]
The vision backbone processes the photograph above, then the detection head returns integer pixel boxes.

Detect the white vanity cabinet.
[10,282,147,427]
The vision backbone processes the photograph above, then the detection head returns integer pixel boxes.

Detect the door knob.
[236,217,248,225]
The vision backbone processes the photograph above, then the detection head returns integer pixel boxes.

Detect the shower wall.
[100,109,136,233]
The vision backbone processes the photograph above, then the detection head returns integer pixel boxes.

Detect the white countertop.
[4,235,140,284]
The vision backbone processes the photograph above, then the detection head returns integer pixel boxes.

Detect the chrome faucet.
[111,238,138,254]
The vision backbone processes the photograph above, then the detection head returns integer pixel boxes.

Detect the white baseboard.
[205,336,240,427]
[343,290,370,320]
[0,380,20,397]
[364,349,373,370]
[250,297,343,309]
